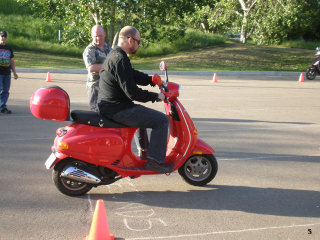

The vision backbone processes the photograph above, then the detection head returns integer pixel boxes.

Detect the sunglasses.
[128,36,141,45]
[1,35,7,38]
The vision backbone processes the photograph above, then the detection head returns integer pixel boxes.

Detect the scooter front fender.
[192,138,215,155]
[173,138,215,171]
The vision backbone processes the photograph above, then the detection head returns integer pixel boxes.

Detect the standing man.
[0,30,18,114]
[83,25,111,112]
[98,26,173,173]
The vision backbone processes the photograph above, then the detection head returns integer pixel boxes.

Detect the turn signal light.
[57,141,68,150]
[192,151,203,155]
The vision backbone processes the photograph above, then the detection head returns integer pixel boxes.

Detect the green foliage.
[7,36,82,57]
[250,0,320,45]
[17,0,99,46]
[3,0,320,58]
[0,14,62,42]
[184,0,320,45]
[0,0,32,14]
[136,29,227,57]
[16,0,222,47]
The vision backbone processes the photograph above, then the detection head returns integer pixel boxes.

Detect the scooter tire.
[178,154,218,186]
[306,69,316,80]
[52,160,93,196]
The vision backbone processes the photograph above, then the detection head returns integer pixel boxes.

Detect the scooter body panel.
[55,124,125,164]
[52,123,154,177]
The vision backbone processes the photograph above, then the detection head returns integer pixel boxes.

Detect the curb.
[16,68,300,76]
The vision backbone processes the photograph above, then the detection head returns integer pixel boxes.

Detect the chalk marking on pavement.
[127,222,320,240]
[87,194,94,213]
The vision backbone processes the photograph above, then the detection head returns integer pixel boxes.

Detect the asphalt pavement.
[0,71,319,240]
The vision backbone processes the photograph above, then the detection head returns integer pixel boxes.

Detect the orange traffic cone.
[298,73,304,83]
[212,73,218,83]
[87,200,114,240]
[46,72,52,82]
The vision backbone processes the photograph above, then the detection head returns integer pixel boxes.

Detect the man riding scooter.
[98,26,173,174]
[306,47,320,80]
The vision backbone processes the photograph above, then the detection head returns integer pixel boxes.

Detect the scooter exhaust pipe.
[61,166,101,184]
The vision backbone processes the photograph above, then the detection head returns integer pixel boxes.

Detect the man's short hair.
[119,26,138,38]
[91,25,105,35]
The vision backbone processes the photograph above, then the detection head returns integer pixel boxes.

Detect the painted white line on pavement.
[219,153,320,161]
[178,98,194,101]
[0,137,52,142]
[0,114,33,119]
[218,155,295,161]
[127,222,320,240]
[197,123,320,132]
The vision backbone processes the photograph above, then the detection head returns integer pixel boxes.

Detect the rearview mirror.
[159,61,167,71]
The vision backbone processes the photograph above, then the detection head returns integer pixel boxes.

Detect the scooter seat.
[71,110,128,128]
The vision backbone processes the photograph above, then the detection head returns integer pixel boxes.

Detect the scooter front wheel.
[52,159,93,196]
[178,154,218,186]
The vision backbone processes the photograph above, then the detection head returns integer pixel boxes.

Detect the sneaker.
[144,158,174,174]
[1,108,12,114]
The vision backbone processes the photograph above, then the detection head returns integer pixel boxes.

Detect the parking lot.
[0,71,319,240]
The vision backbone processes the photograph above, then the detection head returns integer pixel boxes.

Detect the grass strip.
[14,43,314,72]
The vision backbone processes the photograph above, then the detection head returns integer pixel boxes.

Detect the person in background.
[0,30,18,114]
[83,25,111,112]
[98,26,173,173]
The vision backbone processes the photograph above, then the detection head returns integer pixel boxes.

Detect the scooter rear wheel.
[52,160,93,196]
[178,154,218,186]
[306,69,316,80]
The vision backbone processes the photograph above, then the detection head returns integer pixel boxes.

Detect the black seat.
[71,110,127,128]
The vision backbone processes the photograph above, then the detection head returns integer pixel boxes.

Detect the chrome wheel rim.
[184,155,212,181]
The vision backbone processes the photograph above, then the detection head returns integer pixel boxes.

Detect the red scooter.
[30,61,218,196]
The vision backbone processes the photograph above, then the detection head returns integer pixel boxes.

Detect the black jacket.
[98,47,158,118]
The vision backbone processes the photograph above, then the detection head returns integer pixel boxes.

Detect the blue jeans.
[134,128,149,151]
[86,83,99,112]
[0,74,11,110]
[112,105,169,163]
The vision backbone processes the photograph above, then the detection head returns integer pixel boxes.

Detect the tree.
[251,0,320,44]
[237,0,257,43]
[185,0,320,44]
[17,0,137,46]
[17,0,210,47]
[185,0,257,43]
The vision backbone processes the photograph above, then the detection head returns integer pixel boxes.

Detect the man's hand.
[157,93,166,101]
[89,64,103,73]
